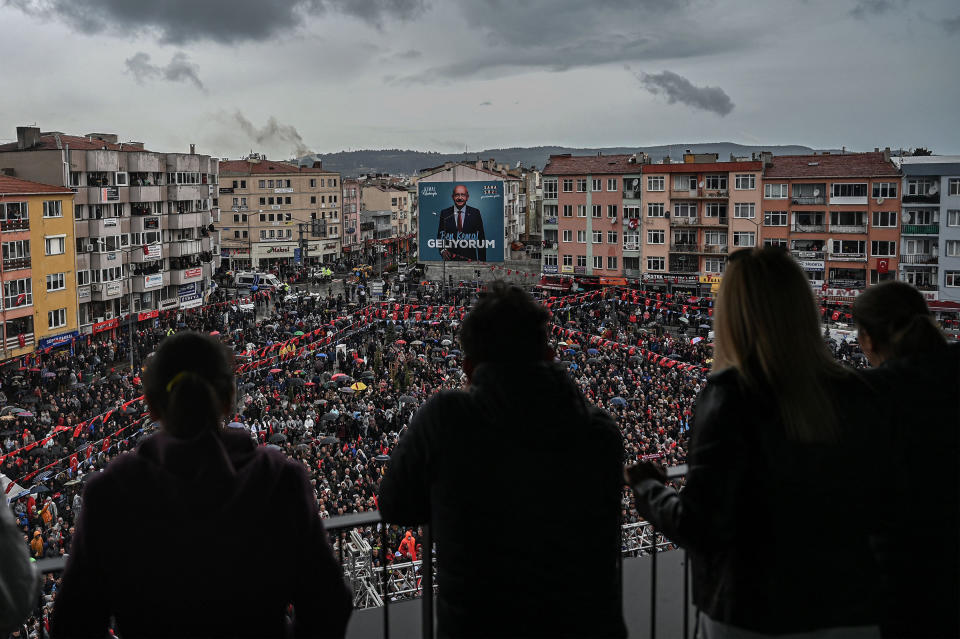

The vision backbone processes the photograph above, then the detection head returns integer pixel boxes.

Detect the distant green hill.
[299,143,839,177]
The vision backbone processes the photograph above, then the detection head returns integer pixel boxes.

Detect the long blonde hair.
[713,247,848,442]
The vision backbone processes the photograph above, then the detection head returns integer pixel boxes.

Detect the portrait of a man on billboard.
[419,180,503,262]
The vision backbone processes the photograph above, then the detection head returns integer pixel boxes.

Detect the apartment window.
[577,230,587,243]
[945,240,960,257]
[592,179,602,191]
[647,176,664,191]
[733,231,755,247]
[623,233,639,249]
[593,231,602,243]
[647,230,665,244]
[42,200,63,218]
[607,231,618,244]
[562,179,573,192]
[704,202,727,218]
[259,197,266,206]
[285,197,292,204]
[832,183,868,198]
[2,239,30,262]
[763,238,788,248]
[647,203,664,217]
[234,231,240,239]
[577,179,587,193]
[311,196,317,204]
[46,273,65,291]
[47,308,67,330]
[3,278,32,308]
[232,180,238,189]
[593,255,603,269]
[607,178,617,191]
[764,211,787,226]
[242,231,248,238]
[832,240,865,255]
[577,205,587,217]
[871,241,896,257]
[673,175,696,191]
[258,180,266,189]
[577,255,587,267]
[310,179,317,188]
[543,254,558,267]
[704,258,725,274]
[872,182,898,198]
[624,206,641,219]
[948,210,960,227]
[764,183,788,199]
[260,230,267,240]
[647,256,665,270]
[591,205,601,218]
[831,211,865,227]
[44,235,66,256]
[734,174,756,190]
[945,271,960,287]
[562,230,572,242]
[544,179,558,198]
[906,178,935,196]
[673,202,696,218]
[76,270,89,286]
[607,205,618,218]
[705,175,727,190]
[607,256,618,270]
[950,179,960,196]
[705,230,727,247]
[733,203,755,219]
[563,205,573,217]
[562,254,573,266]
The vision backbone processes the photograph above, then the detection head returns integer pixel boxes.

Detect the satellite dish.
[877,197,884,205]
[901,212,910,224]
[698,181,705,188]
[929,183,939,195]
[813,188,820,196]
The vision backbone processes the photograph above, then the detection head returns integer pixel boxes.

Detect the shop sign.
[543,264,558,274]
[144,273,163,289]
[138,310,159,321]
[561,265,573,274]
[178,283,196,296]
[37,330,79,350]
[274,188,294,194]
[105,281,122,296]
[698,275,723,285]
[159,298,179,310]
[797,260,825,271]
[77,286,91,300]
[184,267,202,278]
[93,318,119,334]
[574,266,586,274]
[179,294,202,309]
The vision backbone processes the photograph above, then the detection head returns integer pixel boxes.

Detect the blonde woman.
[626,247,883,637]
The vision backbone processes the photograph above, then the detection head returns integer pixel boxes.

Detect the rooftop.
[543,154,638,176]
[763,152,899,179]
[641,161,762,174]
[219,159,332,175]
[0,175,74,196]
[0,133,149,153]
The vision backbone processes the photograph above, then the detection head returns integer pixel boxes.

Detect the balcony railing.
[792,250,825,260]
[791,223,826,233]
[791,196,826,205]
[669,216,698,226]
[701,244,728,254]
[669,243,699,253]
[902,193,940,204]
[899,254,938,265]
[0,218,30,232]
[830,224,868,234]
[2,257,31,270]
[827,252,867,262]
[5,332,34,350]
[901,224,939,235]
[827,279,866,289]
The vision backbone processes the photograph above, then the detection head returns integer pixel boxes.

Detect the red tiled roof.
[0,175,74,196]
[219,159,331,175]
[0,134,149,153]
[543,154,638,176]
[763,152,898,178]
[641,161,762,173]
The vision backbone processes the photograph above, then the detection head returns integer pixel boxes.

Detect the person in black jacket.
[626,247,884,636]
[51,332,352,638]
[379,282,626,638]
[853,281,959,639]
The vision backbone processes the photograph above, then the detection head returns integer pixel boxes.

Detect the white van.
[234,272,281,292]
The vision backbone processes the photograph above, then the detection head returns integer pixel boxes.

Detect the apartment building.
[218,156,341,268]
[892,155,960,304]
[0,176,78,363]
[0,127,219,329]
[762,151,900,303]
[341,179,361,259]
[542,154,635,284]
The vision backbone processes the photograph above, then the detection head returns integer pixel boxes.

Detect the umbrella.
[269,368,282,374]
[268,433,287,444]
[320,436,339,445]
[563,348,576,355]
[395,339,407,345]
[41,371,56,378]
[568,343,581,350]
[305,381,316,386]
[1,406,23,416]
[699,324,712,329]
[374,454,390,462]
[610,397,628,407]
[339,387,355,394]
[294,331,305,336]
[350,381,367,391]
[361,371,376,380]
[36,470,53,482]
[16,411,33,418]
[316,352,329,359]
[30,485,51,495]
[9,489,32,501]
[586,358,601,365]
[20,396,38,404]
[568,363,579,370]
[587,348,600,356]
[209,330,220,336]
[0,415,15,422]
[399,395,416,404]
[266,444,284,452]
[440,339,452,346]
[323,381,339,389]
[321,412,339,422]
[226,422,246,430]
[63,479,81,487]
[331,373,349,381]
[411,340,423,346]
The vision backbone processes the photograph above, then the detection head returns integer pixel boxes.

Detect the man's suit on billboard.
[436,205,486,261]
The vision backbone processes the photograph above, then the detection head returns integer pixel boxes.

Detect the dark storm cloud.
[849,0,902,19]
[944,15,960,33]
[636,70,734,116]
[231,111,312,157]
[479,101,492,106]
[6,0,426,44]
[396,49,423,59]
[125,51,206,91]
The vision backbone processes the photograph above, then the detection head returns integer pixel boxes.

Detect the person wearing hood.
[51,331,352,638]
[379,282,626,638]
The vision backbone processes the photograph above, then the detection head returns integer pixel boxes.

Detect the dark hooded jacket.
[50,427,351,638]
[379,362,626,638]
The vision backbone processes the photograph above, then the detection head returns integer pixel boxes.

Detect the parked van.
[234,272,281,291]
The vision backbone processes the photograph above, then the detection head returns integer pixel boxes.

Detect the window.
[831,240,865,256]
[872,210,898,227]
[764,211,787,226]
[543,254,558,267]
[593,231,602,243]
[310,179,317,188]
[950,179,960,196]
[647,203,664,217]
[946,272,960,287]
[624,206,641,219]
[562,179,573,192]
[44,235,65,255]
[562,205,573,217]
[948,210,960,227]
[42,200,63,218]
[733,231,755,247]
[562,254,573,266]
[831,183,867,198]
[647,256,665,270]
[562,230,572,242]
[544,179,558,198]
[872,182,898,198]
[607,204,617,218]
[734,203,755,219]
[259,197,266,206]
[47,308,66,329]
[577,255,587,267]
[734,174,756,190]
[577,205,587,217]
[607,178,617,191]
[576,179,587,192]
[311,196,317,204]
[764,183,788,199]
[285,197,292,204]
[607,231,618,244]
[607,256,618,270]
[76,270,89,286]
[2,239,30,263]
[705,230,727,247]
[945,240,960,257]
[593,256,603,269]
[704,202,727,218]
[592,205,602,218]
[704,258,725,274]
[260,230,267,239]
[3,278,32,308]
[871,241,896,257]
[258,180,266,189]
[647,230,665,244]
[577,230,587,243]
[234,231,240,239]
[763,238,788,248]
[592,179,602,191]
[906,178,935,196]
[46,273,65,291]
[705,175,727,190]
[673,202,696,218]
[647,176,664,191]
[830,211,865,227]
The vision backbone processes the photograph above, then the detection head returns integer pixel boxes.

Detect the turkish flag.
[878,259,889,274]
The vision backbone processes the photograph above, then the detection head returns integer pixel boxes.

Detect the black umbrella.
[586,358,601,365]
[399,395,416,404]
[321,412,338,422]
[30,485,51,494]
[374,454,390,462]
[361,371,376,380]
[21,396,39,404]
[323,381,339,390]
[320,436,339,446]
[268,433,287,444]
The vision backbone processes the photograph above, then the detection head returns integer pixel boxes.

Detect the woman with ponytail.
[51,332,351,638]
[853,282,959,639]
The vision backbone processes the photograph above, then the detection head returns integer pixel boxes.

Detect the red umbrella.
[305,382,316,386]
[269,368,282,374]
[395,339,407,345]
[209,330,220,336]
[331,373,348,380]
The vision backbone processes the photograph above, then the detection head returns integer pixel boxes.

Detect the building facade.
[341,178,361,260]
[217,156,341,269]
[0,127,220,330]
[0,176,78,363]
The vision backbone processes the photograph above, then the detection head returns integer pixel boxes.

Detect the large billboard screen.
[418,180,503,263]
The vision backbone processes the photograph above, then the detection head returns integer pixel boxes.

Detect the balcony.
[75,252,90,271]
[169,267,204,285]
[827,278,866,289]
[902,224,939,235]
[899,254,938,265]
[4,332,33,351]
[89,251,129,270]
[902,193,940,205]
[791,223,826,233]
[670,188,697,198]
[702,216,728,227]
[624,267,642,278]
[168,239,203,257]
[827,252,867,262]
[623,243,641,252]
[90,280,126,301]
[791,196,826,205]
[829,196,868,206]
[0,218,29,232]
[167,212,202,229]
[131,271,167,293]
[543,217,558,226]
[829,224,868,234]
[129,185,161,202]
[2,257,31,271]
[792,250,825,260]
[669,243,699,254]
[669,216,699,226]
[701,244,728,255]
[88,217,130,236]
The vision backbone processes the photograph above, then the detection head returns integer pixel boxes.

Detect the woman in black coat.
[626,248,884,636]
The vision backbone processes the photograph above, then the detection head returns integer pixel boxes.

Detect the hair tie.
[165,371,191,393]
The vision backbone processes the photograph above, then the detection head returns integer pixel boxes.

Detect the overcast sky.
[1,0,958,159]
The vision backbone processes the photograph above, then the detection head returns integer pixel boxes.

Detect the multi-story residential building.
[542,154,634,285]
[217,156,341,268]
[0,127,219,332]
[341,179,361,261]
[0,176,78,363]
[762,151,900,304]
[892,155,960,305]
[517,165,543,247]
[360,183,413,265]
